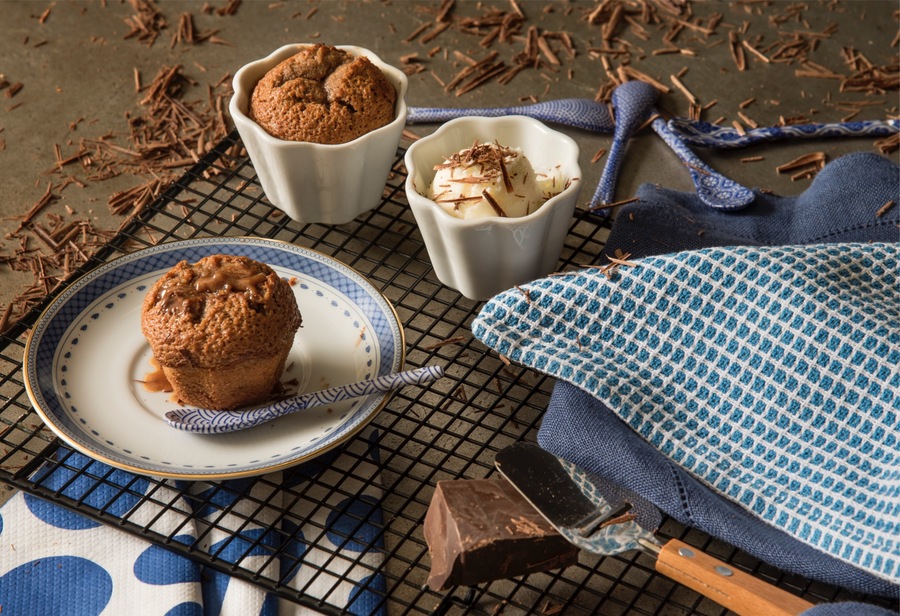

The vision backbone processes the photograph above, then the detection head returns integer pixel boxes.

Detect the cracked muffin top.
[141,254,302,369]
[249,44,397,144]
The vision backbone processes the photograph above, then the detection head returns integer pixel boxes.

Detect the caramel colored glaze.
[152,255,272,319]
[141,356,172,393]
[141,254,302,371]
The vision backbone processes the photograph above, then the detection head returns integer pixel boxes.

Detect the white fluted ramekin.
[230,44,408,224]
[404,116,582,301]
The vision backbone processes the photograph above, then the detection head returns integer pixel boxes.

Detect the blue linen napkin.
[473,152,900,598]
[0,429,386,615]
[801,603,898,616]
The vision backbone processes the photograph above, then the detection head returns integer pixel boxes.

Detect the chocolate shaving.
[496,146,513,192]
[737,111,758,129]
[421,22,451,45]
[875,200,896,218]
[481,190,506,217]
[404,21,432,43]
[0,302,13,335]
[435,0,455,23]
[670,73,697,105]
[12,182,57,233]
[742,40,770,64]
[579,250,637,281]
[874,132,899,155]
[123,0,168,47]
[587,197,639,212]
[729,31,746,71]
[598,512,638,530]
[776,152,826,174]
[5,82,23,98]
[423,335,467,350]
[451,384,468,403]
[515,285,532,304]
[606,254,638,267]
[213,0,241,16]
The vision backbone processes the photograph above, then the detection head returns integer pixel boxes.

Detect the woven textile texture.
[0,430,386,615]
[473,241,899,586]
[476,151,899,597]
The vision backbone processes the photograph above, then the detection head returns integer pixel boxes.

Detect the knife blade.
[495,442,816,616]
[494,440,653,557]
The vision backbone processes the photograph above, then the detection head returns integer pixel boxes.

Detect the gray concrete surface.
[0,0,897,498]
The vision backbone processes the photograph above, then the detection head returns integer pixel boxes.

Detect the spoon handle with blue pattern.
[668,117,900,149]
[651,117,755,210]
[407,98,615,133]
[165,365,445,434]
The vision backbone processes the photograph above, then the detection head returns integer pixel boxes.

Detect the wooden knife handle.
[655,539,815,616]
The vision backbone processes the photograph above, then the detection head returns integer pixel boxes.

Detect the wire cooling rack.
[1,131,897,615]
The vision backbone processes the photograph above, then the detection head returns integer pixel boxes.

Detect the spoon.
[407,98,615,133]
[668,117,900,149]
[164,365,445,434]
[590,81,754,212]
[651,117,755,210]
[590,81,660,211]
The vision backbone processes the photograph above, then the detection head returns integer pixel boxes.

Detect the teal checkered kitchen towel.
[473,242,899,584]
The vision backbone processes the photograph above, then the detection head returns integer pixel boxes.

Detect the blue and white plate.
[24,237,405,479]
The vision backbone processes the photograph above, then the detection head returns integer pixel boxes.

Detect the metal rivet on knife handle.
[657,539,814,616]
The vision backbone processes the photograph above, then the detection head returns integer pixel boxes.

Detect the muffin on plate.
[141,254,302,410]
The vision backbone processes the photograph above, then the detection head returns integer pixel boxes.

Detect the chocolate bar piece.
[424,477,579,590]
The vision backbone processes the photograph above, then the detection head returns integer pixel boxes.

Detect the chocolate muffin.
[249,44,397,144]
[141,254,302,410]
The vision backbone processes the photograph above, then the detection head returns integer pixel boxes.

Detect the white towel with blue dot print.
[0,428,386,615]
[0,456,205,616]
[472,242,899,584]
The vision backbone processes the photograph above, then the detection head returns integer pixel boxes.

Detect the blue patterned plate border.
[23,237,405,479]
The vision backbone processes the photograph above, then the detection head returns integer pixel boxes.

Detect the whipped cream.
[427,142,563,219]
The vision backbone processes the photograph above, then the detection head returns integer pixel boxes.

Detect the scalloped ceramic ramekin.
[230,44,408,225]
[404,116,582,301]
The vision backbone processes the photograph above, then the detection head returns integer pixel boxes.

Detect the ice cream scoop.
[427,141,561,219]
[404,115,582,301]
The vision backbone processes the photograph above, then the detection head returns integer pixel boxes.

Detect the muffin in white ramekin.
[230,44,408,224]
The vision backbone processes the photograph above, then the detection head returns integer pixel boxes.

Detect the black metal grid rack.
[1,132,896,615]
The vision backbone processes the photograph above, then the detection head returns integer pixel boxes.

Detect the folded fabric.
[600,151,899,258]
[0,428,386,616]
[474,152,900,598]
[801,602,899,616]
